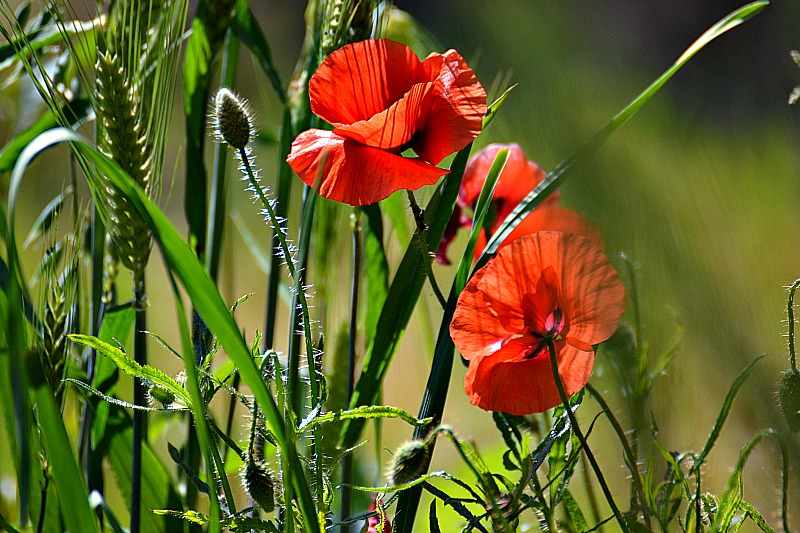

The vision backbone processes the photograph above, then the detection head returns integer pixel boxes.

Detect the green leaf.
[22,187,71,249]
[482,84,515,130]
[696,355,764,466]
[69,334,192,406]
[739,501,776,533]
[96,406,184,532]
[299,405,431,432]
[562,490,589,531]
[26,353,99,533]
[362,203,389,347]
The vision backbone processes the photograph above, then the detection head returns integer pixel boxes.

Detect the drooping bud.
[779,368,800,432]
[388,439,432,486]
[147,383,176,409]
[213,88,253,150]
[240,458,275,512]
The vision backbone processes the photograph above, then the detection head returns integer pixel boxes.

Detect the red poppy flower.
[450,231,625,415]
[436,143,600,263]
[287,39,486,206]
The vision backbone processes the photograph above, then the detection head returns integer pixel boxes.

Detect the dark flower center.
[524,307,565,360]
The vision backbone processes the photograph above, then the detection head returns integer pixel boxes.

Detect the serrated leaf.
[300,405,430,432]
[562,490,589,531]
[69,334,192,406]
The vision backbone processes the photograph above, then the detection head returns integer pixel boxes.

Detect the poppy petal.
[309,39,431,126]
[465,339,590,415]
[449,264,527,360]
[333,81,435,150]
[459,144,558,212]
[473,206,603,258]
[412,49,487,165]
[286,129,448,206]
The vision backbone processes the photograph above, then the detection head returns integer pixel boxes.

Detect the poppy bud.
[147,383,175,408]
[240,458,275,512]
[213,88,252,150]
[779,368,800,432]
[388,439,432,486]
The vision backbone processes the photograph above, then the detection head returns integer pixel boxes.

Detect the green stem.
[586,383,651,529]
[131,282,147,533]
[406,191,447,309]
[787,279,800,372]
[545,337,628,533]
[340,211,362,533]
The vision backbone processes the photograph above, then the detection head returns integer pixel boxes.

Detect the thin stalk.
[340,211,362,533]
[221,373,241,465]
[406,191,446,309]
[586,383,651,529]
[581,453,602,529]
[787,279,800,372]
[36,476,48,533]
[131,282,147,533]
[239,149,320,522]
[545,337,628,533]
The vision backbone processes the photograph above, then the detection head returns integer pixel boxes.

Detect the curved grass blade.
[480,1,769,261]
[696,355,764,467]
[339,145,472,450]
[20,128,320,533]
[231,2,286,103]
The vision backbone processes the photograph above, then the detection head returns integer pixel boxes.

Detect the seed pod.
[148,384,175,409]
[240,458,275,512]
[213,88,253,150]
[388,439,432,486]
[779,368,800,432]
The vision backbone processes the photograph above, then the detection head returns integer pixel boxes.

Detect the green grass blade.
[27,355,99,533]
[21,128,321,533]
[96,406,184,532]
[361,203,389,347]
[392,149,508,533]
[339,144,472,449]
[481,1,769,260]
[696,355,764,467]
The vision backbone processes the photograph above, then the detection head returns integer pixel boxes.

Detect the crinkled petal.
[412,49,486,164]
[449,263,527,360]
[309,39,431,126]
[473,206,603,258]
[333,81,435,150]
[508,232,625,346]
[465,339,588,415]
[286,129,447,206]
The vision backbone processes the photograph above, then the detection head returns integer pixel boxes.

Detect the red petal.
[465,340,591,415]
[309,39,432,126]
[473,206,603,258]
[504,232,625,346]
[286,129,447,206]
[412,50,486,164]
[459,144,557,212]
[333,81,435,150]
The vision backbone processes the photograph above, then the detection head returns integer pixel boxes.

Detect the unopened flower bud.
[240,458,275,512]
[388,439,432,486]
[213,88,252,150]
[148,384,175,408]
[779,368,800,432]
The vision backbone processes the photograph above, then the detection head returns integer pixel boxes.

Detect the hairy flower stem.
[238,148,324,514]
[546,337,628,533]
[131,284,147,533]
[787,279,800,372]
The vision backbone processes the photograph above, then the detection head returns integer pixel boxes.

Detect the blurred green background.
[2,0,800,530]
